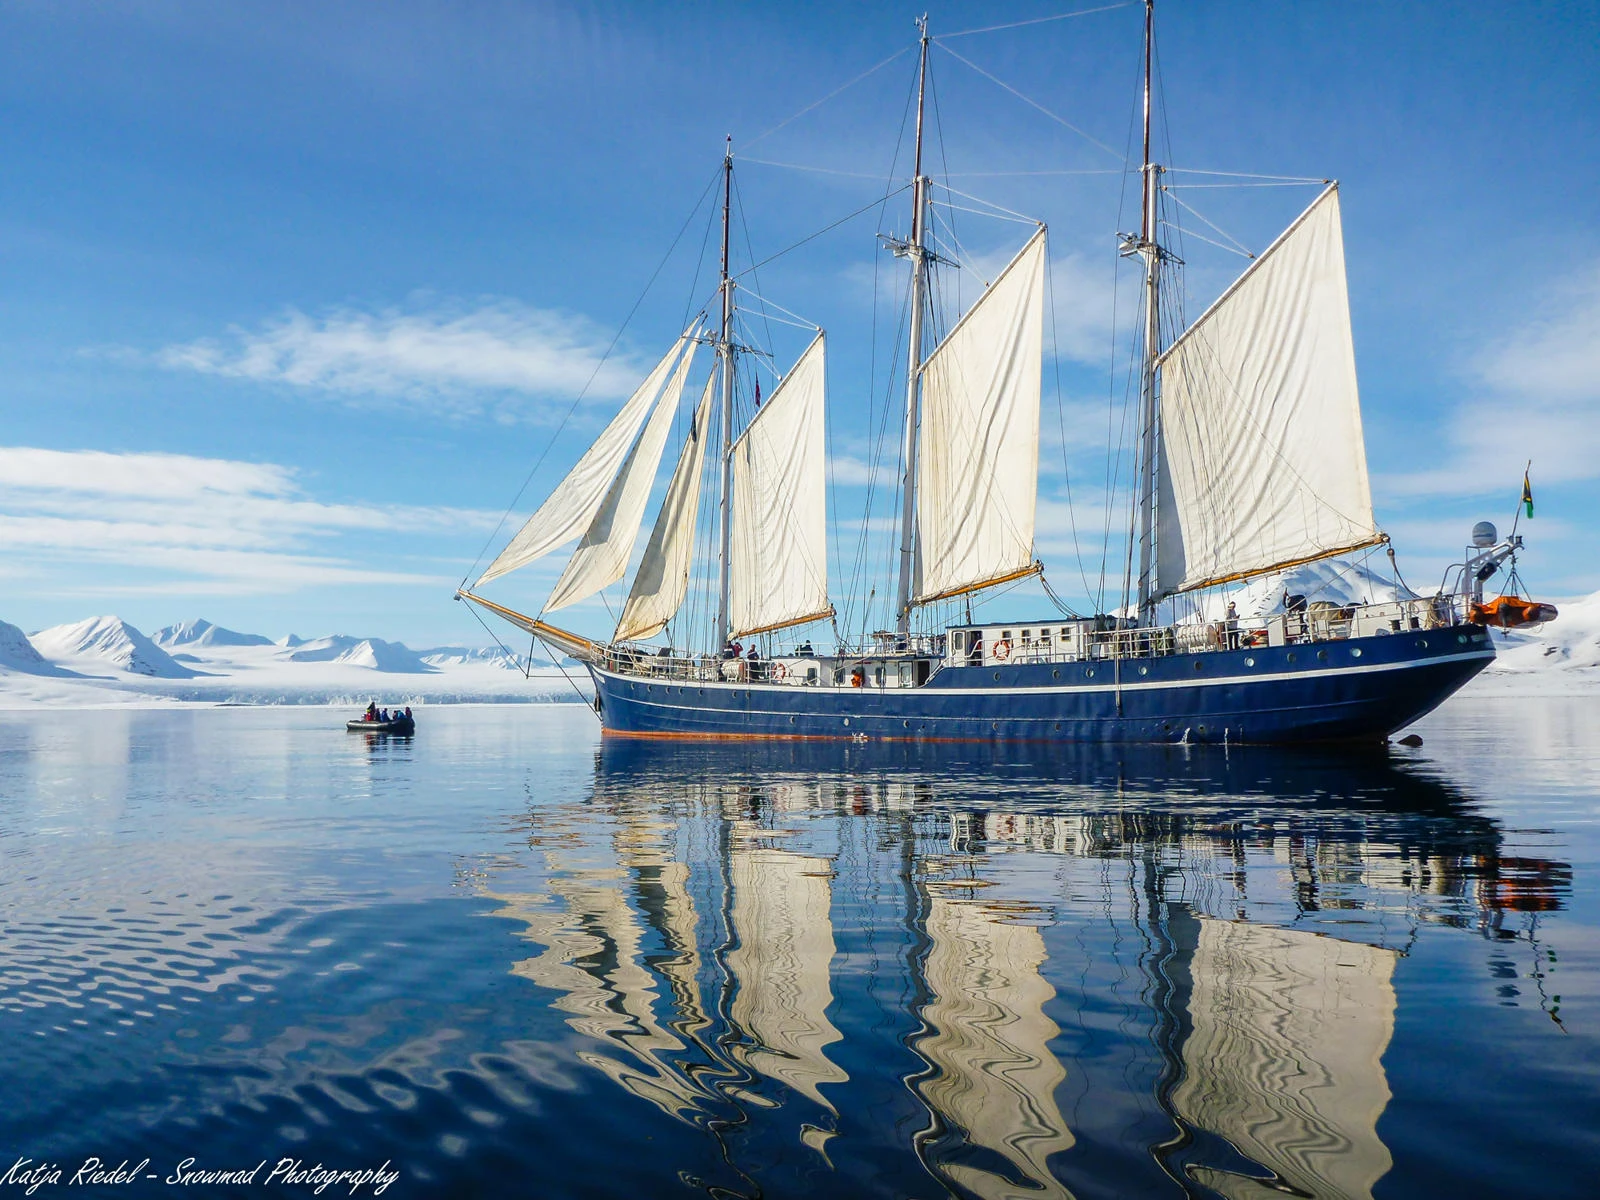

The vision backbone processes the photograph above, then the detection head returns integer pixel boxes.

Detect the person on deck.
[796,640,814,656]
[1225,601,1240,649]
[365,702,377,721]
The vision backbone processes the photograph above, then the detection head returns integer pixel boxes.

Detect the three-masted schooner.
[460,4,1509,744]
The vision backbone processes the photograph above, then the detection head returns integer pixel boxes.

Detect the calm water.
[0,697,1596,1199]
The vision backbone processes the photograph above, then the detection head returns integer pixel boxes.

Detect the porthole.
[1351,647,1362,658]
[1317,650,1328,662]
[1417,638,1429,649]
[843,718,850,727]
[1457,634,1468,645]
[1054,722,1061,731]
[1244,656,1255,667]
[1086,669,1095,679]
[1052,669,1060,679]
[903,719,910,728]
[1193,660,1204,671]
[789,716,796,724]
[1286,653,1296,664]
[994,671,1002,680]
[1139,666,1148,676]
[991,721,999,731]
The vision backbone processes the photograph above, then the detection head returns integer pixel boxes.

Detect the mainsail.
[474,331,694,588]
[1155,185,1380,596]
[546,342,698,612]
[913,229,1046,605]
[729,332,832,638]
[614,375,716,642]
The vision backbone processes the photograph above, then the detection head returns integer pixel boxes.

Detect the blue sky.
[1,1,1595,648]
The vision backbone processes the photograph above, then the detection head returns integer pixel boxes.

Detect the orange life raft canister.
[1468,596,1559,628]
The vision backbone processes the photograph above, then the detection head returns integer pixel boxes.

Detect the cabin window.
[1003,630,1013,640]
[952,631,966,652]
[1021,629,1032,642]
[873,667,885,687]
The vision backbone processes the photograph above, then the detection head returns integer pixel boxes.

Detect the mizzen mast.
[894,16,933,643]
[716,137,736,648]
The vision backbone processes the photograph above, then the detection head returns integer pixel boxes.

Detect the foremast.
[716,137,737,649]
[894,17,932,644]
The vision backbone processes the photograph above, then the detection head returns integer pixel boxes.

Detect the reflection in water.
[916,895,1074,1200]
[1173,919,1395,1200]
[467,737,1573,1199]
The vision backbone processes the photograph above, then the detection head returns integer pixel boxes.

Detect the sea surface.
[0,696,1596,1199]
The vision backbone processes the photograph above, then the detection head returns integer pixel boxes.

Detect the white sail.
[1155,185,1380,596]
[474,332,693,588]
[913,229,1046,604]
[545,343,698,612]
[730,333,831,637]
[614,374,715,642]
[1173,918,1396,1200]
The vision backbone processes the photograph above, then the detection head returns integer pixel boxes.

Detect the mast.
[1133,0,1163,624]
[716,137,736,648]
[894,16,932,643]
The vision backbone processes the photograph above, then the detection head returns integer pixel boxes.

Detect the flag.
[754,379,762,408]
[1522,468,1534,518]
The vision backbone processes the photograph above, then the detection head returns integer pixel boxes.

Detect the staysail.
[1155,185,1380,596]
[614,375,716,642]
[729,333,832,638]
[545,342,698,612]
[912,229,1046,605]
[474,331,694,588]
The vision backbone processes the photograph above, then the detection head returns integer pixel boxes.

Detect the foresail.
[474,332,693,588]
[545,342,698,612]
[613,374,716,642]
[913,229,1046,605]
[730,333,830,638]
[1155,185,1380,596]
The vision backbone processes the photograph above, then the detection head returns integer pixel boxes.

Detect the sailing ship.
[460,3,1521,744]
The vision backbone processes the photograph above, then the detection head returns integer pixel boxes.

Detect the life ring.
[771,662,787,681]
[992,639,1011,661]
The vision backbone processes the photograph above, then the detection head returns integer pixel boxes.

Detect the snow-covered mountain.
[0,619,78,677]
[30,616,198,679]
[420,645,539,669]
[285,635,436,673]
[152,618,274,649]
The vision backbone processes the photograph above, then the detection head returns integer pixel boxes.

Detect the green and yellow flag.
[1522,467,1534,519]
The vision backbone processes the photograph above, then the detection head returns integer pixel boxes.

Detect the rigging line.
[1160,189,1253,257]
[1165,167,1330,181]
[1163,181,1330,189]
[459,164,722,588]
[732,286,822,331]
[745,46,911,149]
[939,2,1136,39]
[1159,221,1253,260]
[932,181,1045,226]
[945,168,1126,177]
[935,199,1042,227]
[934,41,1125,163]
[1046,253,1097,605]
[739,156,890,180]
[736,184,912,278]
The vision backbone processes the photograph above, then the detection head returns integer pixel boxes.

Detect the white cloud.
[157,299,649,411]
[0,447,500,595]
[1381,262,1600,499]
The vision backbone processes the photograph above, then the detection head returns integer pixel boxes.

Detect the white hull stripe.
[598,647,1494,698]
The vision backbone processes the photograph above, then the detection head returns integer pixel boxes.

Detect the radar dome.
[1471,520,1498,548]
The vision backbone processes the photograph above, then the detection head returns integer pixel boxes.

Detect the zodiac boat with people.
[460,3,1535,745]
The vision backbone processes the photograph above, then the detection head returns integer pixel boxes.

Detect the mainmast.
[716,137,736,648]
[894,16,932,643]
[1132,0,1164,624]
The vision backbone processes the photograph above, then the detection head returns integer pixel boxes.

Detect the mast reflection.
[467,738,1569,1198]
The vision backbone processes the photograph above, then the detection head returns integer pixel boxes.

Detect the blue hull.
[590,627,1494,745]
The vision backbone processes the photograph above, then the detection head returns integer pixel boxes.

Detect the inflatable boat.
[346,717,415,735]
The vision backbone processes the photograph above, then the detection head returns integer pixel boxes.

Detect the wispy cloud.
[155,298,649,412]
[0,447,500,595]
[1381,261,1600,499]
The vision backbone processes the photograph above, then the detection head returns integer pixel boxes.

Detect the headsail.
[474,331,694,588]
[545,342,698,613]
[614,374,716,642]
[913,229,1046,605]
[729,332,831,638]
[1155,185,1380,596]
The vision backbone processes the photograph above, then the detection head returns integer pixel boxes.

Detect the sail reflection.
[463,738,1570,1198]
